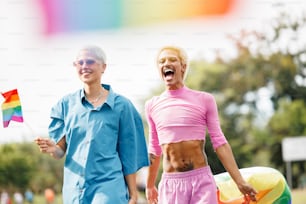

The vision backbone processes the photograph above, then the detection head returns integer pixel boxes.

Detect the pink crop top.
[145,86,227,156]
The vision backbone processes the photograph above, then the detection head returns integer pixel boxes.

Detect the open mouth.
[163,68,174,78]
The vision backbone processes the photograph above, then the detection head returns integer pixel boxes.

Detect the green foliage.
[0,144,36,192]
[268,100,306,186]
[0,143,64,194]
[269,100,306,136]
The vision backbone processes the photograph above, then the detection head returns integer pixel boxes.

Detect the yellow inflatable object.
[214,166,291,204]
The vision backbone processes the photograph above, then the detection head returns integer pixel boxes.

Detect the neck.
[84,85,105,103]
[84,83,103,95]
[166,83,184,90]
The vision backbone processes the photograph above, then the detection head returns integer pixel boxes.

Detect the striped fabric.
[1,89,24,128]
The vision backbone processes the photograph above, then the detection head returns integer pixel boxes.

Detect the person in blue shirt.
[24,189,34,204]
[35,45,149,204]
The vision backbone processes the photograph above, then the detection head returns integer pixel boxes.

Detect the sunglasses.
[74,59,97,66]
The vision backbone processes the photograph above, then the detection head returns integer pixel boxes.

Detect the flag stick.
[23,120,38,140]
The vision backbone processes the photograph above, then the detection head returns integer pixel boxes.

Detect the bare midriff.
[161,140,208,172]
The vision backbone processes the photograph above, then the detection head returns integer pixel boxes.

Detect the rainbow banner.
[214,166,291,204]
[1,89,24,128]
[35,0,235,35]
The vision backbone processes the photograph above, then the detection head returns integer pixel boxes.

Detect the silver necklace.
[91,92,103,103]
[87,90,104,104]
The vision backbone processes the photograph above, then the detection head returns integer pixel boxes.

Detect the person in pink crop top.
[145,46,257,204]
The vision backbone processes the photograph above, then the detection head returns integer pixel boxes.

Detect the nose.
[163,58,172,66]
[81,63,87,68]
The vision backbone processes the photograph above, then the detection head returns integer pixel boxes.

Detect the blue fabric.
[48,84,149,204]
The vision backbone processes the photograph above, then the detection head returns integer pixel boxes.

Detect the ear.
[101,63,106,73]
[182,63,186,71]
[181,63,187,75]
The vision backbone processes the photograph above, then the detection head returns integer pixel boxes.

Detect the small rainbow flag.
[1,89,24,128]
[35,0,236,35]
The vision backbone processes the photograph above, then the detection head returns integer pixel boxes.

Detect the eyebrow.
[158,56,179,62]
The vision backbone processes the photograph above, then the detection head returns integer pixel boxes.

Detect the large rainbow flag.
[1,89,24,128]
[215,166,291,204]
[35,0,236,35]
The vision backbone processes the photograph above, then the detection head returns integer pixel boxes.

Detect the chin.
[164,82,172,87]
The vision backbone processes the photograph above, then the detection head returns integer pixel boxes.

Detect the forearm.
[216,143,245,185]
[50,145,65,159]
[216,143,258,201]
[146,154,161,188]
[51,136,66,159]
[125,173,138,202]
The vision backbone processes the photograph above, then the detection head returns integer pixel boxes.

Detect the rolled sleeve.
[48,99,66,143]
[118,101,149,175]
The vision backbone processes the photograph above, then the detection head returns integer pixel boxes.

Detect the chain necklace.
[87,88,105,104]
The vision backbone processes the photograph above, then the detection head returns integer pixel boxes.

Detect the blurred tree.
[0,144,36,193]
[0,143,64,194]
[268,99,306,187]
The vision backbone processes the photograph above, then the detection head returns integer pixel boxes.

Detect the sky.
[0,0,305,143]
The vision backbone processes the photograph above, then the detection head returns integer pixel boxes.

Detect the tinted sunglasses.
[74,59,96,66]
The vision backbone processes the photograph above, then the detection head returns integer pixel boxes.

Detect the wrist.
[129,195,138,202]
[146,182,156,189]
[50,147,65,159]
[236,179,248,189]
[129,189,138,199]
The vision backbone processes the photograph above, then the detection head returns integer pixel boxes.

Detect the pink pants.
[158,166,218,204]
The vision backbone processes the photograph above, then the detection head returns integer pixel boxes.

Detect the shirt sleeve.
[145,100,162,156]
[205,94,228,150]
[48,99,66,144]
[117,100,149,175]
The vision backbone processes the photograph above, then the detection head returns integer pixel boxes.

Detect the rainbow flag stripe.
[1,89,24,128]
[36,0,235,35]
[215,166,291,204]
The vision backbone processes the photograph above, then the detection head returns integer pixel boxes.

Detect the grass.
[291,189,306,204]
[24,194,62,204]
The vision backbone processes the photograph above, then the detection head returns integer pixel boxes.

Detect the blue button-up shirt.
[48,84,149,204]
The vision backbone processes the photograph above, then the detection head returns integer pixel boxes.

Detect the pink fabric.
[145,86,227,156]
[158,166,218,204]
